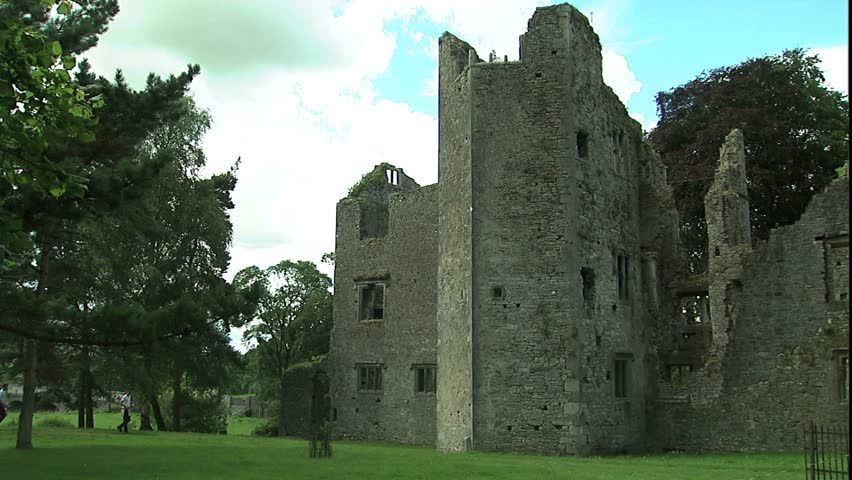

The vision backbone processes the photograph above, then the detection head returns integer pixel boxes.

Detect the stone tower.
[437,4,664,454]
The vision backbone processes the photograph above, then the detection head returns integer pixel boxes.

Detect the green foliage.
[348,162,395,197]
[0,0,105,266]
[649,48,849,272]
[251,418,279,437]
[176,391,229,435]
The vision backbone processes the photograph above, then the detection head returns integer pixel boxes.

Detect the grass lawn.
[0,410,264,436]
[0,413,804,480]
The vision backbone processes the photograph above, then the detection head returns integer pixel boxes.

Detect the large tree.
[649,48,849,272]
[0,0,252,448]
[233,260,332,436]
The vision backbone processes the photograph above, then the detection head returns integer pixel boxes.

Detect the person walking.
[0,384,8,424]
[117,391,131,433]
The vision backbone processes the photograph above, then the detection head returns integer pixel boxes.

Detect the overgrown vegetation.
[347,162,395,197]
[650,48,849,272]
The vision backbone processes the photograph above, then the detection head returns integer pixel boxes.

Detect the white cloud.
[602,49,643,105]
[810,45,848,94]
[84,0,643,295]
[629,111,657,133]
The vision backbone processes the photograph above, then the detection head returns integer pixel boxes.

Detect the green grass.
[0,410,263,435]
[0,415,804,480]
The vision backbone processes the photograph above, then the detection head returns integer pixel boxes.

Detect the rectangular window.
[358,283,385,321]
[614,354,631,398]
[835,350,848,402]
[357,364,383,392]
[414,365,436,394]
[677,293,710,324]
[668,364,692,387]
[616,254,630,301]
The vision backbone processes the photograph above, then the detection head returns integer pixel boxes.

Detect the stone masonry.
[319,3,849,455]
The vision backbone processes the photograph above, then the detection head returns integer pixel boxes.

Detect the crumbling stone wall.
[328,168,438,445]
[652,133,850,451]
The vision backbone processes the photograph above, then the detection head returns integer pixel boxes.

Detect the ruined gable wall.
[329,183,438,445]
[652,178,849,452]
[461,4,653,455]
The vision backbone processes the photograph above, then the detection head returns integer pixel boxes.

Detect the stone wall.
[329,172,438,446]
[281,359,326,438]
[457,4,657,455]
[436,33,477,452]
[653,173,850,451]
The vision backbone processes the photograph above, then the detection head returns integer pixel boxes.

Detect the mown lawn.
[0,410,264,436]
[0,416,804,480]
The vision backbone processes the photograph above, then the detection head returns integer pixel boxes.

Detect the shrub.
[179,392,229,435]
[252,419,279,437]
[37,417,73,428]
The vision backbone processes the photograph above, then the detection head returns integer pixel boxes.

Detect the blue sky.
[373,0,849,128]
[84,0,847,350]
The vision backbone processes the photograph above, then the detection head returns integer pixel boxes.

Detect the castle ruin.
[298,4,850,455]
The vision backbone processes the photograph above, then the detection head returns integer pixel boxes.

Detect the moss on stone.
[348,163,395,197]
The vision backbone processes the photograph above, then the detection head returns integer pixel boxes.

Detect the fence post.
[811,421,817,480]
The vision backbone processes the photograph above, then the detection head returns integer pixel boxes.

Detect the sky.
[81,0,849,350]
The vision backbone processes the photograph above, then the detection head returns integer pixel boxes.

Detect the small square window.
[357,364,383,392]
[677,293,710,324]
[668,364,692,387]
[358,283,385,321]
[491,286,505,299]
[414,365,436,394]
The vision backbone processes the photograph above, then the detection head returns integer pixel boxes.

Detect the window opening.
[616,254,630,301]
[357,364,383,392]
[668,364,692,387]
[491,286,505,299]
[614,353,632,398]
[358,283,385,321]
[386,169,399,185]
[577,131,589,159]
[836,350,849,402]
[581,267,595,305]
[414,365,436,393]
[677,292,710,324]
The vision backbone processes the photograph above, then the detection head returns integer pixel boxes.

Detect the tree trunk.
[150,394,167,431]
[139,401,152,431]
[16,338,38,449]
[84,369,94,429]
[18,247,49,449]
[278,377,287,437]
[77,367,86,428]
[172,370,182,432]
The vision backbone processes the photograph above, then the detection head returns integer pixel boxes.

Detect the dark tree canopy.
[649,48,849,272]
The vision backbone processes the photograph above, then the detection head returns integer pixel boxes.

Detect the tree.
[233,261,332,436]
[0,0,250,448]
[0,0,109,267]
[649,48,849,272]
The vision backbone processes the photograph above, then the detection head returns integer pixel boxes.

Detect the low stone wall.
[281,358,328,438]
